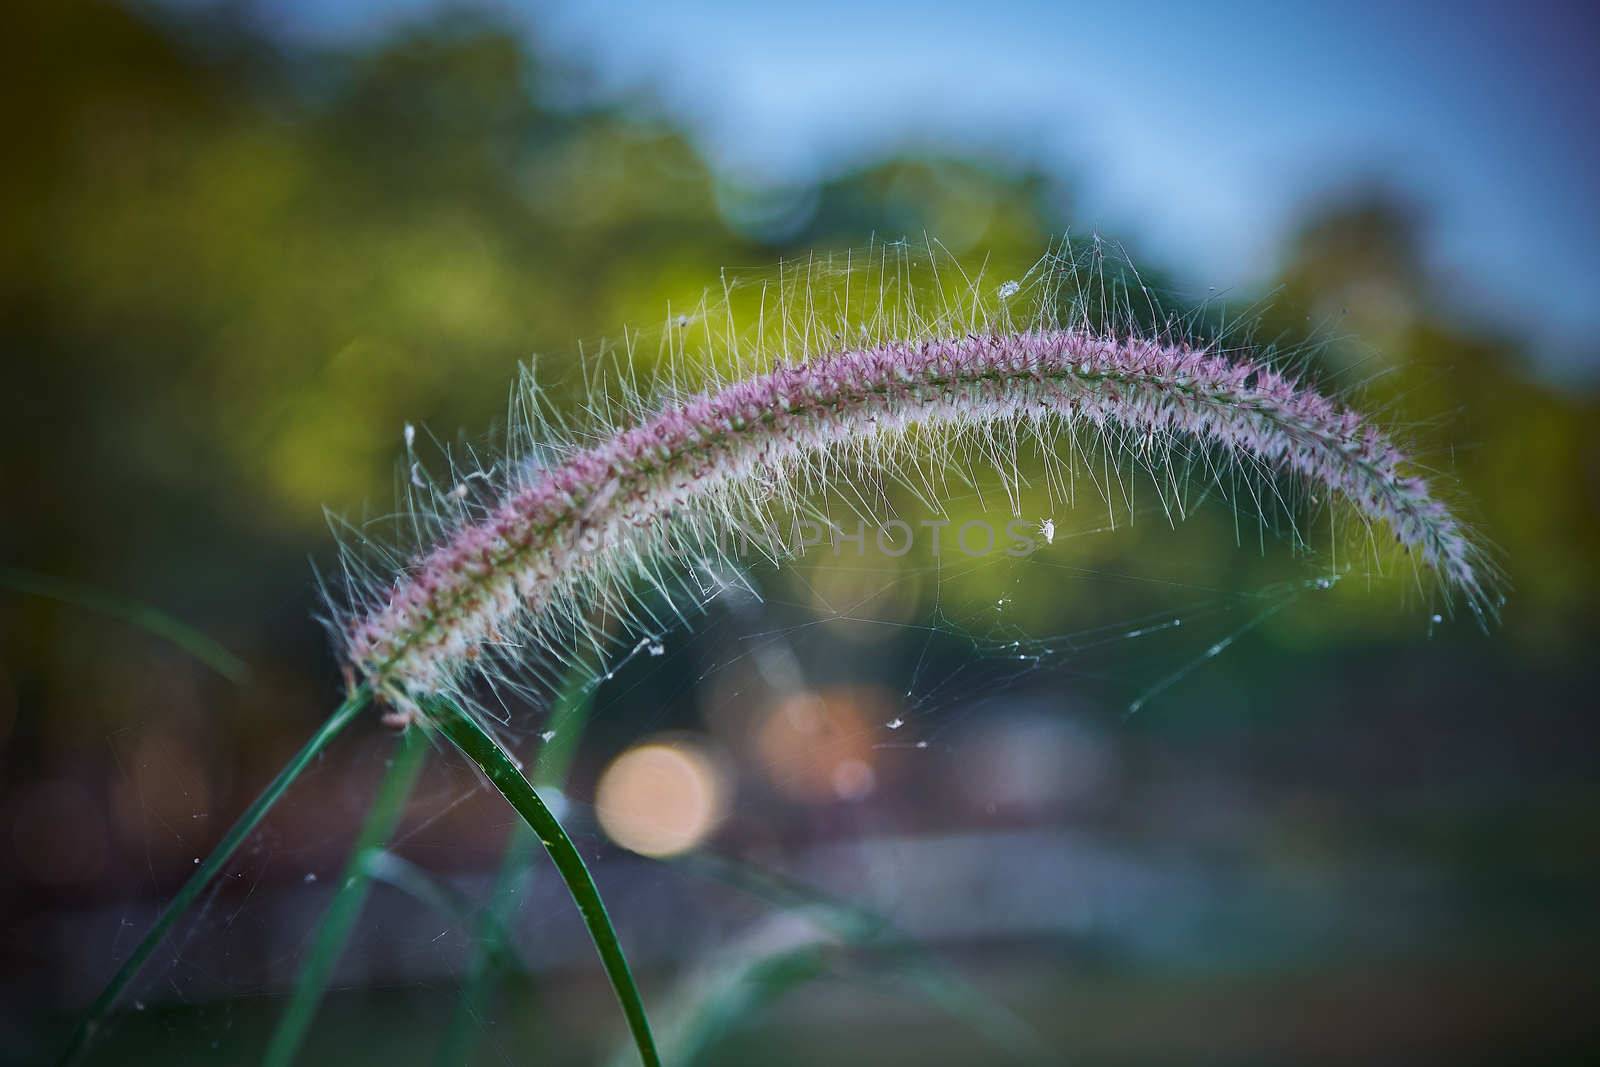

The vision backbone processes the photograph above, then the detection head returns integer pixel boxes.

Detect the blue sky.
[243,0,1599,378]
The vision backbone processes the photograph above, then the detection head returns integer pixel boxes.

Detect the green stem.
[60,686,372,1065]
[262,725,429,1067]
[427,698,659,1067]
[2,566,249,683]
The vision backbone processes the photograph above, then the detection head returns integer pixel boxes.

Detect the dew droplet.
[997,280,1021,300]
[886,717,904,730]
[541,730,557,742]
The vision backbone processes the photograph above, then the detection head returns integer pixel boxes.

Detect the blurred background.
[3,1,1598,1063]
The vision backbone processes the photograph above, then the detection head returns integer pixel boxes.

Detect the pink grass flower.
[346,327,1490,713]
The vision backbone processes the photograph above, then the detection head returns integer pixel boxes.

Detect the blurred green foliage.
[0,0,1594,756]
[2,0,1596,745]
[3,3,1598,1063]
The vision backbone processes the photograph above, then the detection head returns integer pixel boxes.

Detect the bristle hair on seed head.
[323,237,1499,723]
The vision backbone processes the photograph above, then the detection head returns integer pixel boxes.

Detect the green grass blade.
[435,671,595,1066]
[362,849,528,965]
[672,947,827,1062]
[362,850,465,920]
[262,725,429,1067]
[2,567,250,683]
[619,852,1034,1063]
[433,824,539,1064]
[427,697,660,1067]
[607,931,829,1067]
[679,851,1040,1057]
[59,686,372,1065]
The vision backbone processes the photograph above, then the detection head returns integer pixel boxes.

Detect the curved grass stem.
[426,697,660,1067]
[60,686,372,1065]
[262,724,429,1067]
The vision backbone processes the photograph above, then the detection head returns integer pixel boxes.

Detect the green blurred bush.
[0,0,1594,800]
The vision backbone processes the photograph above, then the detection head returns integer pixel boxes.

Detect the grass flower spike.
[339,243,1492,720]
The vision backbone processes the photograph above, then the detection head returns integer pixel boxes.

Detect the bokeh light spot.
[595,739,728,858]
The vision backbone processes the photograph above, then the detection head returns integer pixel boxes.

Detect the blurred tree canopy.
[1,0,1595,751]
